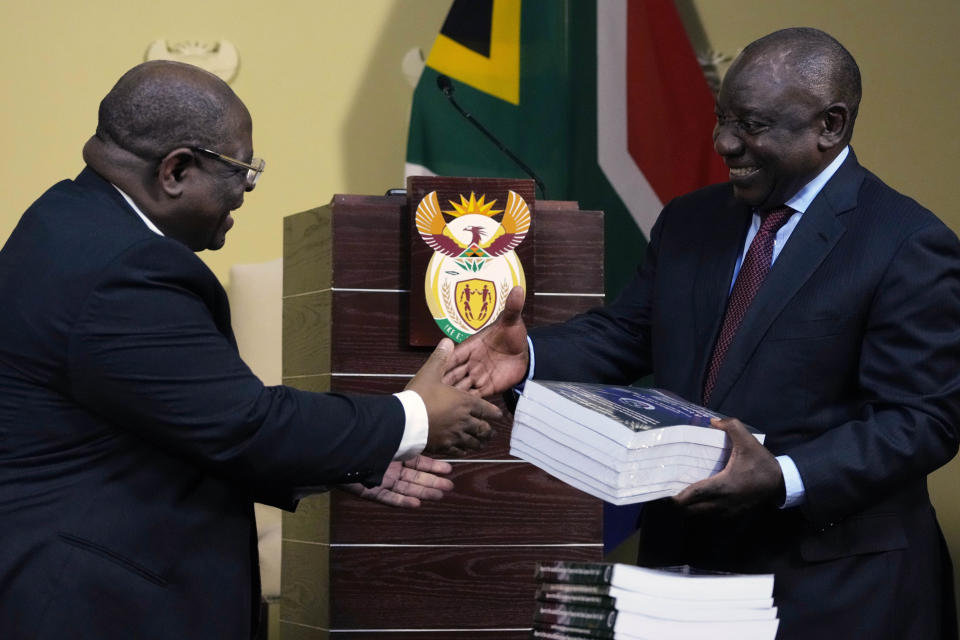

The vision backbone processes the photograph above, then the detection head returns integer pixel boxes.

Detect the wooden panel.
[533,208,604,293]
[329,291,426,373]
[330,632,529,640]
[328,546,602,628]
[282,538,330,630]
[280,628,530,640]
[293,289,522,377]
[328,376,407,395]
[324,291,607,379]
[282,374,331,394]
[330,462,602,544]
[284,207,332,297]
[278,624,327,640]
[284,494,331,545]
[329,195,407,290]
[283,207,334,640]
[284,291,332,377]
[329,193,407,214]
[531,294,604,327]
[535,201,581,211]
[281,495,333,631]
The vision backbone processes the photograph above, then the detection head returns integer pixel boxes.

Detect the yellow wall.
[0,0,451,285]
[3,1,955,281]
[3,0,960,603]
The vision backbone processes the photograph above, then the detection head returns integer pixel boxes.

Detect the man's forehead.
[720,54,803,100]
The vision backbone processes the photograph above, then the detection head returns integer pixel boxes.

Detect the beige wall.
[3,1,955,280]
[3,1,955,276]
[1,0,451,285]
[3,0,960,597]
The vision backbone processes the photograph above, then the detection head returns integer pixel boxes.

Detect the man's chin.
[731,184,769,209]
[205,236,227,251]
[205,217,233,250]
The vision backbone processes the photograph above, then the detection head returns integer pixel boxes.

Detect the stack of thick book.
[532,561,779,639]
[510,380,765,504]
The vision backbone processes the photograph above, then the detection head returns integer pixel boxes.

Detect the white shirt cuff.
[776,455,806,508]
[511,336,536,395]
[393,390,428,460]
[526,336,536,381]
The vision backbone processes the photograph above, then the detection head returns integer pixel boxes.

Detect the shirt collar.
[783,145,849,214]
[112,185,165,236]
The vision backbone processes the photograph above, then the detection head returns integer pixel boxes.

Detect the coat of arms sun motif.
[416,190,529,342]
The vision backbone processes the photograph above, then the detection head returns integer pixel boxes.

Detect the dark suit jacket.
[531,152,960,639]
[0,168,405,639]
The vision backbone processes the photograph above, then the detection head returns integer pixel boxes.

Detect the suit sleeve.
[66,239,404,505]
[529,214,661,384]
[788,221,960,524]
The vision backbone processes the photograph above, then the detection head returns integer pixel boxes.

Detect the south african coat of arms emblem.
[415,190,529,342]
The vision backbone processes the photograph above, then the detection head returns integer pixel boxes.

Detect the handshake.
[405,286,529,458]
[348,287,529,508]
[404,338,500,457]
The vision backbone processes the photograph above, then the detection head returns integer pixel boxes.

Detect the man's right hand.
[443,286,529,397]
[406,339,501,457]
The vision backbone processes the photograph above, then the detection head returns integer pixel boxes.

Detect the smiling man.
[0,61,501,639]
[447,28,960,639]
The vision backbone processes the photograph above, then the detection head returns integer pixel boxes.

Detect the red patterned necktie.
[703,206,794,403]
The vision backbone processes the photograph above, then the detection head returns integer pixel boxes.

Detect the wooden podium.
[279,180,605,639]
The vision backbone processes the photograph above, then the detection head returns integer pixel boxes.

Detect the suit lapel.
[693,197,752,387]
[707,154,864,407]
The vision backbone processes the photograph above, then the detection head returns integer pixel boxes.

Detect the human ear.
[157,147,196,198]
[818,103,850,150]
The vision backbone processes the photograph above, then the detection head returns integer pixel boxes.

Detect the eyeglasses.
[193,147,266,188]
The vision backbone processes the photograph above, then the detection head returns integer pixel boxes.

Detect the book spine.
[531,622,615,639]
[534,603,617,631]
[535,561,613,586]
[536,587,616,610]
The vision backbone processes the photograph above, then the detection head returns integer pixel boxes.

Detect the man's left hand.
[673,417,784,517]
[339,455,455,508]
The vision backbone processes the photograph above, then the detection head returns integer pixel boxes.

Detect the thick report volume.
[532,561,778,640]
[510,381,765,504]
[534,562,774,601]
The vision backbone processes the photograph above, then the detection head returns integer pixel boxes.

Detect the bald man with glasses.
[0,61,499,639]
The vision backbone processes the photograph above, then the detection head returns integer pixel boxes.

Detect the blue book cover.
[520,381,763,448]
[531,382,722,433]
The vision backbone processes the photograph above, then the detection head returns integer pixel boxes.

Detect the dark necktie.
[702,206,794,403]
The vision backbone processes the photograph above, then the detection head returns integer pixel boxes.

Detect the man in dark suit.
[446,27,960,639]
[0,61,501,639]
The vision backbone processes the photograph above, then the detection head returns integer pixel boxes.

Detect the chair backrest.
[227,257,283,600]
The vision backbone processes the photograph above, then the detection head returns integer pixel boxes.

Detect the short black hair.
[96,60,241,159]
[743,27,862,126]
